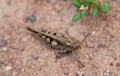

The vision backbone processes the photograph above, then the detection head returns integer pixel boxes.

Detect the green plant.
[72,0,110,22]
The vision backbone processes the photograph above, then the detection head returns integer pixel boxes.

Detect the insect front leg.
[71,50,81,63]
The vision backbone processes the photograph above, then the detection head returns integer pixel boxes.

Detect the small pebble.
[76,71,83,76]
[21,69,25,72]
[4,65,12,71]
[103,70,112,76]
[26,14,36,23]
[92,31,96,35]
[22,35,32,42]
[22,37,27,42]
[0,39,7,48]
[2,47,8,52]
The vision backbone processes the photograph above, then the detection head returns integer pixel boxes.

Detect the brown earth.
[0,0,120,76]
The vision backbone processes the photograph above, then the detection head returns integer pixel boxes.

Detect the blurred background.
[0,0,120,76]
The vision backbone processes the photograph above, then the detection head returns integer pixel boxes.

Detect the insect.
[26,27,89,53]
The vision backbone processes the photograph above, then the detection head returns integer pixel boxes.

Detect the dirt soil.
[0,0,120,76]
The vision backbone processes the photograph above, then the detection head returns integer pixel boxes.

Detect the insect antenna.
[26,27,39,34]
[80,33,90,45]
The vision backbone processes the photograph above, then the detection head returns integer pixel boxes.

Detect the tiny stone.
[4,65,12,71]
[103,70,112,76]
[2,47,8,52]
[0,39,7,48]
[76,71,83,76]
[21,69,25,72]
[92,31,96,35]
[26,14,36,23]
[22,37,27,42]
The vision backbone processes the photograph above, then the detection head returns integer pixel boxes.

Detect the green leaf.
[72,9,87,22]
[82,0,87,6]
[72,10,81,22]
[100,2,110,12]
[81,8,87,17]
[92,2,98,6]
[91,6,98,16]
[87,0,93,4]
[72,0,82,8]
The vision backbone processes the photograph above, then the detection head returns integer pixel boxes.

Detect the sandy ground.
[0,0,120,76]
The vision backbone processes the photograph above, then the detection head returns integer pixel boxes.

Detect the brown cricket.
[26,27,88,53]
